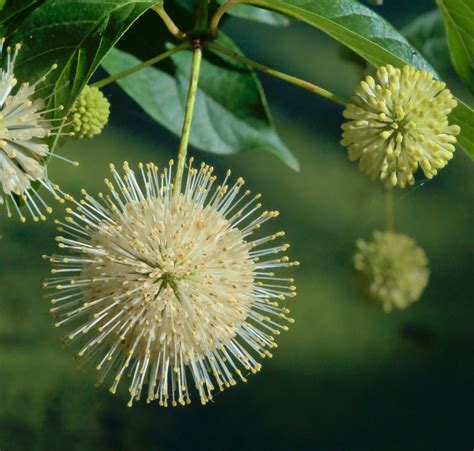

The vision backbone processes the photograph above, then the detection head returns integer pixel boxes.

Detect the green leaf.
[215,1,289,26]
[452,100,474,161]
[0,0,40,35]
[101,34,299,169]
[235,0,474,159]
[244,0,436,70]
[436,0,474,93]
[0,0,37,24]
[402,10,451,77]
[8,0,162,119]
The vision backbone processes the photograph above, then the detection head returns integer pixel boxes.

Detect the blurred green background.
[0,1,473,450]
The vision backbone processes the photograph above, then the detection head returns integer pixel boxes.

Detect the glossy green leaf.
[234,0,474,159]
[452,100,474,160]
[402,10,451,77]
[243,0,436,70]
[7,0,162,120]
[436,0,474,93]
[101,34,299,169]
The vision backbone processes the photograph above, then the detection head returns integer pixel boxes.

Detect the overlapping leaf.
[102,34,299,169]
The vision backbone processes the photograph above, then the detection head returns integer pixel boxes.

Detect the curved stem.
[208,42,348,106]
[153,5,187,40]
[174,45,203,196]
[209,0,242,38]
[91,42,190,89]
[384,188,394,232]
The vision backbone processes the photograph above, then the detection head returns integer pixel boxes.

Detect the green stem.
[174,46,203,196]
[91,42,190,89]
[195,0,210,34]
[208,42,348,106]
[153,6,187,40]
[209,0,242,37]
[385,188,394,232]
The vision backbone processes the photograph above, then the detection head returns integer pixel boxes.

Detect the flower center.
[160,271,181,297]
[391,106,418,135]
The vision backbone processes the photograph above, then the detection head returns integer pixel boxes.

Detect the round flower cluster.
[69,85,110,139]
[0,40,70,221]
[353,230,429,312]
[341,64,460,188]
[45,159,298,407]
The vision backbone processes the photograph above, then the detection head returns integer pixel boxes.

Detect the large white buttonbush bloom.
[0,40,72,222]
[45,160,298,407]
[341,65,460,188]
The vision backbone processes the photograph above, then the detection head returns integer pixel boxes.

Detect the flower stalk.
[207,42,348,106]
[385,188,394,232]
[174,44,203,195]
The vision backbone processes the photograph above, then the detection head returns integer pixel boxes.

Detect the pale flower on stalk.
[0,39,76,222]
[353,230,429,312]
[341,64,460,188]
[44,159,298,407]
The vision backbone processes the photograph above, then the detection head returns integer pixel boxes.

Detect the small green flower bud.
[353,231,429,312]
[70,85,110,139]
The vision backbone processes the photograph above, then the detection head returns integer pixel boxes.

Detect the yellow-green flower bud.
[353,231,429,312]
[341,65,460,188]
[70,85,110,139]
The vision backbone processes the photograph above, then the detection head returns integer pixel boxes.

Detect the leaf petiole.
[209,0,243,38]
[153,5,187,40]
[91,42,191,89]
[207,42,348,106]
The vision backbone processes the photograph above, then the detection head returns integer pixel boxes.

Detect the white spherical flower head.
[0,40,74,222]
[45,159,298,407]
[353,231,429,312]
[341,64,460,188]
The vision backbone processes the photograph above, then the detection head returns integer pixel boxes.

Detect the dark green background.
[0,1,472,450]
